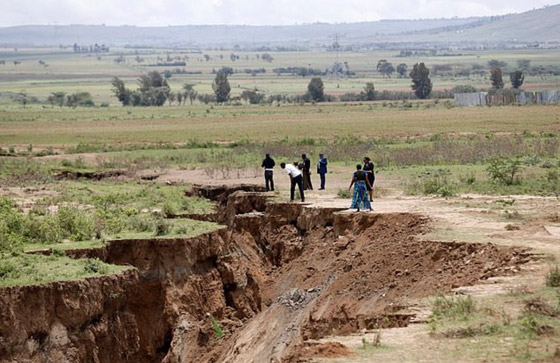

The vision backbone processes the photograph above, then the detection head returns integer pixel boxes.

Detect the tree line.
[111,62,435,107]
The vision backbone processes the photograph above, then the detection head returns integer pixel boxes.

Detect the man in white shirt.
[280,162,305,202]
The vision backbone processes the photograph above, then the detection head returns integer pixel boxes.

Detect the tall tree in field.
[490,67,504,89]
[510,71,524,89]
[363,82,375,101]
[168,92,176,106]
[137,71,170,106]
[307,77,325,102]
[377,59,395,78]
[111,77,131,105]
[48,92,66,107]
[183,84,198,105]
[212,70,231,103]
[396,63,408,78]
[409,63,432,99]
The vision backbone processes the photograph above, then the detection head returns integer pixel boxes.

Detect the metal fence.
[454,90,560,107]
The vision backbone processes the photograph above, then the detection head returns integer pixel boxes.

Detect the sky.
[0,0,557,27]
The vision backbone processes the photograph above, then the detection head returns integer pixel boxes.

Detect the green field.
[0,103,559,145]
[1,47,559,105]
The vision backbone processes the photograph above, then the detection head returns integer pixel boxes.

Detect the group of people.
[261,153,375,211]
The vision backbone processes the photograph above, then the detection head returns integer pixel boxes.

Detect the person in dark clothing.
[317,153,328,190]
[363,156,375,202]
[261,153,275,192]
[280,162,305,202]
[301,154,313,190]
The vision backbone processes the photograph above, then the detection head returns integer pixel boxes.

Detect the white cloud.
[0,0,555,26]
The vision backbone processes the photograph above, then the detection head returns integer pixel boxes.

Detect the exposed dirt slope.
[0,185,533,363]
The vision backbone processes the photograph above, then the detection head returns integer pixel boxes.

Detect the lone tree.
[377,59,395,78]
[183,83,198,105]
[111,71,170,106]
[409,63,432,99]
[490,67,504,89]
[307,77,325,102]
[137,71,171,106]
[362,82,375,101]
[212,70,231,103]
[510,70,524,89]
[111,77,131,105]
[396,63,408,78]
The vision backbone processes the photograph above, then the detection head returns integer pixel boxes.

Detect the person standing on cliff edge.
[317,153,328,190]
[301,154,313,190]
[261,153,275,192]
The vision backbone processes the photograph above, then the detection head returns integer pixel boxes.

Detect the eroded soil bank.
[0,185,533,363]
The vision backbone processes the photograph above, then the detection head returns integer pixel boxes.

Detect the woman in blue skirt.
[348,164,373,211]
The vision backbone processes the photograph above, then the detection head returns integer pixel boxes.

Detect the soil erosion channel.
[0,184,533,362]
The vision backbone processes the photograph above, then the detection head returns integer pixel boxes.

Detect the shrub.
[56,206,95,241]
[432,293,476,320]
[84,258,109,274]
[546,265,560,287]
[337,189,352,199]
[25,215,63,244]
[162,202,176,217]
[487,157,523,185]
[0,259,15,279]
[460,172,476,185]
[154,218,171,236]
[408,169,456,197]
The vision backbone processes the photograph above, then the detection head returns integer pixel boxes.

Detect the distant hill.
[0,18,483,47]
[0,5,558,48]
[380,4,560,44]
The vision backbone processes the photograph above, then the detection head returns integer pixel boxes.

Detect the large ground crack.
[0,184,534,363]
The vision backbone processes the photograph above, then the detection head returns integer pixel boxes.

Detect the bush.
[162,202,176,217]
[432,293,476,320]
[56,206,95,241]
[408,169,456,197]
[0,259,15,279]
[546,265,560,287]
[84,258,109,274]
[487,157,523,185]
[337,189,352,198]
[155,218,171,236]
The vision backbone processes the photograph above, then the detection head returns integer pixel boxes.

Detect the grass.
[45,180,215,215]
[1,181,219,254]
[1,103,559,145]
[430,293,476,322]
[0,253,129,287]
[426,286,560,362]
[210,315,225,339]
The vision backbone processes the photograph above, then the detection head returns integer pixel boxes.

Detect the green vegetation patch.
[0,254,129,287]
[428,286,560,361]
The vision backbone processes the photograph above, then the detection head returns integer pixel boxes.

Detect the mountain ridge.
[0,5,557,47]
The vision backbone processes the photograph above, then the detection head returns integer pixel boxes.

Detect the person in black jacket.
[301,154,313,190]
[261,153,275,191]
[363,156,375,201]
